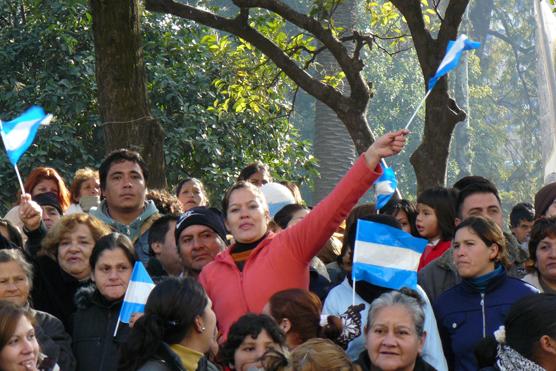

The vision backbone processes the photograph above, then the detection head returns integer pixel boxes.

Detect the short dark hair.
[380,199,418,236]
[220,314,285,367]
[89,232,136,269]
[452,175,492,191]
[0,219,23,248]
[237,162,270,182]
[417,187,457,240]
[273,204,308,229]
[98,148,148,190]
[510,202,535,228]
[456,181,500,218]
[148,215,178,255]
[528,217,556,267]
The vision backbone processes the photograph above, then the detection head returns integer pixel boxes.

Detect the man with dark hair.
[418,179,529,302]
[509,202,535,250]
[175,206,228,278]
[147,215,182,277]
[91,148,159,262]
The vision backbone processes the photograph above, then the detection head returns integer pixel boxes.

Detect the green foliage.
[0,0,317,213]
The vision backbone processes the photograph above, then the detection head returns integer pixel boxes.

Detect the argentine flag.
[375,166,397,210]
[352,220,427,290]
[118,261,155,324]
[0,106,52,166]
[428,34,481,91]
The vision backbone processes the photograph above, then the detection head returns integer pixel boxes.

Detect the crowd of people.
[0,129,555,371]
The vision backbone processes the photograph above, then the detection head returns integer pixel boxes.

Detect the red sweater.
[418,240,451,271]
[199,155,381,338]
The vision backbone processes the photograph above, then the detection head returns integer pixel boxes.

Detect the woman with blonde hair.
[291,338,360,371]
[66,167,100,214]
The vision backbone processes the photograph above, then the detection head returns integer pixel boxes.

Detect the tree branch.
[145,0,356,113]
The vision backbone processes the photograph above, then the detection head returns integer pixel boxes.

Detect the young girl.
[416,186,456,270]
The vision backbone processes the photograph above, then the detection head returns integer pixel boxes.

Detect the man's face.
[458,192,504,228]
[511,219,534,244]
[102,160,146,214]
[178,224,226,272]
[151,221,183,276]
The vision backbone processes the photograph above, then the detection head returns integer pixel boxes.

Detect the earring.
[201,326,206,332]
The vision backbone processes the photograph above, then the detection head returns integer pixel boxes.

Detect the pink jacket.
[199,155,382,338]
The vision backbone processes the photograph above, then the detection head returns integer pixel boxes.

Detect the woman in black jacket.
[119,277,219,371]
[72,233,135,371]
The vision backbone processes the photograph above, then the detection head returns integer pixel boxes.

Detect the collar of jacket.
[461,268,507,293]
[91,200,158,241]
[213,231,276,268]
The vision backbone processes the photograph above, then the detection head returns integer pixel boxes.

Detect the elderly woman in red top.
[199,130,408,338]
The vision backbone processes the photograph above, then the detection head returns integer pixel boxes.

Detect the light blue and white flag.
[352,220,428,290]
[116,261,155,330]
[375,165,397,210]
[427,34,481,91]
[0,106,52,166]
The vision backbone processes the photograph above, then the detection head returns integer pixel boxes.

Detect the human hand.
[19,194,42,231]
[129,312,144,328]
[364,129,409,168]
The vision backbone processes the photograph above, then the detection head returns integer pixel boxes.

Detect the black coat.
[31,255,90,332]
[136,343,219,371]
[356,351,437,371]
[34,309,76,371]
[72,286,130,371]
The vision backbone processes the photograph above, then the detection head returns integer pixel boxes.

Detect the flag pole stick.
[13,164,26,195]
[113,317,121,337]
[404,89,432,130]
[352,276,356,307]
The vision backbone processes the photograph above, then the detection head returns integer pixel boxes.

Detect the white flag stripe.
[353,240,421,271]
[123,281,155,304]
[2,120,39,150]
[437,36,466,71]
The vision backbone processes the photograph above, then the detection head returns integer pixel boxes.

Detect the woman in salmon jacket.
[199,130,409,338]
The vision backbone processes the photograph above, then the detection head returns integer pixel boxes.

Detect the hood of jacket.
[74,284,123,311]
[90,200,158,242]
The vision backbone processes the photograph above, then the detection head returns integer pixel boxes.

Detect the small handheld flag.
[375,165,398,210]
[0,106,52,194]
[404,34,480,130]
[114,261,155,336]
[352,220,427,292]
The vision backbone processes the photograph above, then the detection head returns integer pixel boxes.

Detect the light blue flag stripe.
[0,106,49,166]
[375,166,397,210]
[352,262,418,290]
[355,220,428,254]
[119,302,146,324]
[428,34,481,91]
[129,261,154,284]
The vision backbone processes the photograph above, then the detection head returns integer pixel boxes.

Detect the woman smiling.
[199,130,408,338]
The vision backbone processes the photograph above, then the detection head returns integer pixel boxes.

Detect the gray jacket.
[418,232,529,303]
[136,343,219,371]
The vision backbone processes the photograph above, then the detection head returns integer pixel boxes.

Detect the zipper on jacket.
[480,293,486,338]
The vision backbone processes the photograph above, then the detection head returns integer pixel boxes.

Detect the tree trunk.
[411,82,465,194]
[90,0,166,188]
[313,0,357,203]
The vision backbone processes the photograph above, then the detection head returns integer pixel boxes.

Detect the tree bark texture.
[90,0,167,188]
[313,0,357,203]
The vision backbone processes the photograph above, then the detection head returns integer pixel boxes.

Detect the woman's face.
[535,235,556,285]
[178,180,207,212]
[366,304,424,371]
[31,179,58,196]
[92,248,133,301]
[0,262,30,307]
[57,223,96,281]
[233,329,279,371]
[0,315,39,371]
[453,227,498,279]
[247,171,270,188]
[78,177,100,199]
[226,188,269,243]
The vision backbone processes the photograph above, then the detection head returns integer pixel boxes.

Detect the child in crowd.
[416,187,456,270]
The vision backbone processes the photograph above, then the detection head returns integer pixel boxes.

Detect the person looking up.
[176,178,209,212]
[90,148,159,264]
